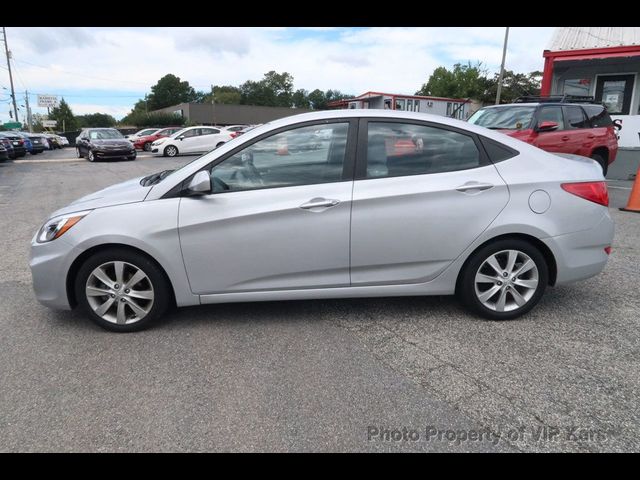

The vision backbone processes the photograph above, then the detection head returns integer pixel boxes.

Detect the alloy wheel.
[473,249,539,312]
[85,261,154,325]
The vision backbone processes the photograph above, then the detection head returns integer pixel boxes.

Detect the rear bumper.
[542,210,614,285]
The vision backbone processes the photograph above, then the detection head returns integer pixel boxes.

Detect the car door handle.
[455,182,494,193]
[299,198,340,209]
[561,135,570,141]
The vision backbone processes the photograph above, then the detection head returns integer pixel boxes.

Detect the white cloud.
[1,27,554,123]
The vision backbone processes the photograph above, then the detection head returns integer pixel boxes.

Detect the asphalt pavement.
[0,150,638,452]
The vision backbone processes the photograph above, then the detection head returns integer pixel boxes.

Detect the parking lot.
[0,152,639,452]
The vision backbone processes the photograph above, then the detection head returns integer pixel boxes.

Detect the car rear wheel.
[216,142,225,148]
[164,145,178,157]
[143,142,152,151]
[458,238,548,320]
[75,248,170,332]
[591,153,608,176]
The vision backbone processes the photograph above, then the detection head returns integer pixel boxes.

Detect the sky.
[0,27,555,124]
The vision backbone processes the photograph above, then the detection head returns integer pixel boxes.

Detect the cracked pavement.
[1,154,638,452]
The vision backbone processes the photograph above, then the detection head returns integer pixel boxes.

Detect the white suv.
[151,126,232,157]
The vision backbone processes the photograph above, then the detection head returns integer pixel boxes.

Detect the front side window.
[468,106,536,130]
[366,122,481,178]
[209,123,349,193]
[536,106,565,130]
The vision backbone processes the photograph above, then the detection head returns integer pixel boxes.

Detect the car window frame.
[353,118,491,181]
[534,105,566,131]
[562,105,589,130]
[175,118,359,198]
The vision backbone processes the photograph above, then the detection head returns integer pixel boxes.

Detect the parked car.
[0,136,17,159]
[468,96,618,175]
[30,109,613,332]
[24,133,47,154]
[125,128,161,142]
[229,124,259,139]
[75,128,137,162]
[0,132,27,158]
[55,134,70,147]
[14,132,34,154]
[220,125,247,133]
[40,133,62,150]
[0,144,8,161]
[150,126,232,157]
[133,127,183,151]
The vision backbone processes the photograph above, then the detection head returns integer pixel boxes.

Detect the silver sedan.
[30,110,614,332]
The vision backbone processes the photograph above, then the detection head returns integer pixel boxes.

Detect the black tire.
[87,150,95,162]
[74,248,171,332]
[143,142,152,152]
[164,145,178,157]
[591,153,608,176]
[457,238,548,321]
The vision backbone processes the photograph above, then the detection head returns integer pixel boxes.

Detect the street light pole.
[2,27,19,123]
[495,26,510,105]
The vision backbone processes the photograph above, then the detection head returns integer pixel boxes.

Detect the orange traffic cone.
[620,164,640,212]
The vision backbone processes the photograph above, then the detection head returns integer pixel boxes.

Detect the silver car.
[30,110,614,332]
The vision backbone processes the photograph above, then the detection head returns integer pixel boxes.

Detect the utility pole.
[25,90,32,132]
[495,26,510,105]
[2,27,19,123]
[211,84,216,126]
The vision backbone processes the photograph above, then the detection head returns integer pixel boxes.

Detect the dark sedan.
[26,134,47,154]
[0,143,9,161]
[76,128,137,162]
[0,132,27,158]
[0,136,16,159]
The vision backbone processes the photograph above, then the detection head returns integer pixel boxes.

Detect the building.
[541,27,640,178]
[327,91,473,120]
[152,103,313,126]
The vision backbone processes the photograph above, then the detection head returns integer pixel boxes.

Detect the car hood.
[49,176,151,217]
[90,139,133,147]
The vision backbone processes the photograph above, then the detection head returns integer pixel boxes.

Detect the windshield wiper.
[140,169,174,187]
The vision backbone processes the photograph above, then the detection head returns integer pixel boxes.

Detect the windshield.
[89,129,124,140]
[468,106,536,130]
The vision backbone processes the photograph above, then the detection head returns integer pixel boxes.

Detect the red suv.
[133,127,183,151]
[468,97,618,175]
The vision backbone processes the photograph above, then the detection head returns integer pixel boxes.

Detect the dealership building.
[541,27,640,179]
[327,91,473,119]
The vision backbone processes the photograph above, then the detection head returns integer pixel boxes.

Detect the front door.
[178,121,356,294]
[350,120,509,285]
[595,74,635,115]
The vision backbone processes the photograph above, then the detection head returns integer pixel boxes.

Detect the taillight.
[230,132,239,138]
[561,181,609,207]
[604,246,612,255]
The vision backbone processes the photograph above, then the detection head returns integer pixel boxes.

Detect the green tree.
[147,74,199,110]
[119,112,186,128]
[48,98,77,131]
[416,62,490,100]
[239,71,295,107]
[76,113,117,128]
[202,85,242,104]
[483,70,542,104]
[307,89,327,109]
[292,89,310,108]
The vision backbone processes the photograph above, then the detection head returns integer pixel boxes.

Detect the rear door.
[562,105,591,155]
[350,119,509,285]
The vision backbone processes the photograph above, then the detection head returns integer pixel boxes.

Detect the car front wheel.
[87,150,95,162]
[143,142,152,151]
[458,239,548,320]
[164,145,178,157]
[75,248,170,332]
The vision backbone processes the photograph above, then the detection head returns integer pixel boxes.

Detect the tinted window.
[479,137,519,163]
[563,106,589,129]
[209,123,349,193]
[536,106,565,130]
[583,105,613,128]
[468,106,536,130]
[366,122,481,178]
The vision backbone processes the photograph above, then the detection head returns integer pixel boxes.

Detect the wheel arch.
[455,233,558,294]
[66,243,177,309]
[590,146,609,162]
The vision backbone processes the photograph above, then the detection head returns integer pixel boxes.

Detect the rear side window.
[563,106,589,129]
[583,105,613,128]
[479,137,519,163]
[365,122,482,178]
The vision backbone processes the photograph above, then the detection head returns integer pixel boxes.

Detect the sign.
[611,115,640,149]
[42,120,57,128]
[37,95,59,108]
[2,122,21,129]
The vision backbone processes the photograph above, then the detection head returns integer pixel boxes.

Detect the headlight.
[36,210,92,243]
[153,138,166,146]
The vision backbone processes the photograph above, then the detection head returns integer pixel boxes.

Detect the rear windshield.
[582,105,613,128]
[468,106,536,130]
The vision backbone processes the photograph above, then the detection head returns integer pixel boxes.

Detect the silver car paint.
[30,109,614,311]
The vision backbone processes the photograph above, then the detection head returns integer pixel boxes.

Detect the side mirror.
[537,121,559,132]
[186,171,211,195]
[177,136,184,141]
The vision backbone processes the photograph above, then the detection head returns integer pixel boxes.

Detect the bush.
[120,112,186,128]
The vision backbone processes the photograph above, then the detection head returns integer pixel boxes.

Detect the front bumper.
[30,235,78,310]
[94,149,136,159]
